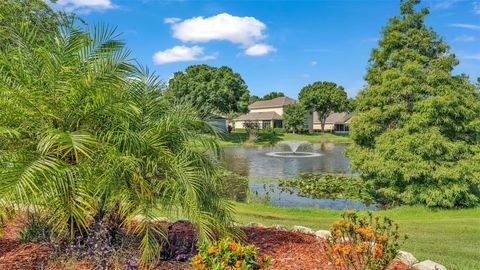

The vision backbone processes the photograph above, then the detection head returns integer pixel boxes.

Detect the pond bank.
[219,132,351,146]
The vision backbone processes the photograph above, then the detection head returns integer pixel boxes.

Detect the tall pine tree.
[347,0,480,207]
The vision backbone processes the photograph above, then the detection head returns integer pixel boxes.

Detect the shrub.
[273,128,284,134]
[324,211,407,270]
[18,214,51,243]
[243,120,260,138]
[217,170,249,202]
[192,238,270,270]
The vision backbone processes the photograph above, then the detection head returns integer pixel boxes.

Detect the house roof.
[313,112,353,124]
[234,111,282,121]
[248,96,296,109]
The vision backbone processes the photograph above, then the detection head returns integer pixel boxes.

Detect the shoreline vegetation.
[233,202,480,270]
[219,131,351,146]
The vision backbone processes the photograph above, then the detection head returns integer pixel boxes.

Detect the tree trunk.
[320,115,327,134]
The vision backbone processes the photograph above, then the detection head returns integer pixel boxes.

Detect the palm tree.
[0,0,234,267]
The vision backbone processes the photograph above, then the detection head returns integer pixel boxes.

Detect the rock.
[292,225,315,235]
[314,230,331,239]
[335,237,351,243]
[270,224,289,231]
[413,260,447,270]
[396,251,418,266]
[245,222,266,228]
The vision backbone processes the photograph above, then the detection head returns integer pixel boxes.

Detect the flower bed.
[1,216,441,270]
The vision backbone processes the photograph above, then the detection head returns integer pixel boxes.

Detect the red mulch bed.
[0,218,410,270]
[245,227,333,270]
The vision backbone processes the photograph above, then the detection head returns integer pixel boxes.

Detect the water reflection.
[222,143,376,210]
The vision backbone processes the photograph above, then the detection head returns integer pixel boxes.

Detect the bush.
[324,211,407,269]
[18,214,51,243]
[273,128,284,134]
[192,238,270,270]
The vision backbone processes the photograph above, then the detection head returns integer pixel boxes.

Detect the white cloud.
[152,45,216,65]
[474,2,480,15]
[311,60,317,66]
[169,13,266,45]
[55,0,115,12]
[433,0,460,9]
[463,54,480,60]
[449,23,480,30]
[164,17,181,24]
[454,35,476,42]
[244,44,276,56]
[166,13,276,56]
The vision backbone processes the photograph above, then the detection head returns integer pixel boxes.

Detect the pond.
[222,143,377,210]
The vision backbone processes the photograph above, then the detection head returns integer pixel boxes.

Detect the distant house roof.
[234,111,282,121]
[313,112,353,124]
[248,96,296,109]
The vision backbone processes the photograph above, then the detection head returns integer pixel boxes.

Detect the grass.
[233,202,480,270]
[219,132,351,146]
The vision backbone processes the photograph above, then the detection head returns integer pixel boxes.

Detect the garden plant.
[324,211,406,270]
[192,238,270,270]
[0,0,235,267]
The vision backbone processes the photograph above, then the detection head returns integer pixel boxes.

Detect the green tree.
[243,120,260,138]
[283,103,306,133]
[299,81,348,133]
[261,91,285,100]
[167,65,250,115]
[0,1,234,267]
[347,0,480,208]
[249,95,261,104]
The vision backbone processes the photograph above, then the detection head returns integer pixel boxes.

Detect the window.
[273,120,283,128]
[262,120,271,129]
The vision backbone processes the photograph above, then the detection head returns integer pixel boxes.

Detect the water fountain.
[266,140,322,158]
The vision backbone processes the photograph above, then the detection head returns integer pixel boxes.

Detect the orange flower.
[333,243,342,252]
[373,244,384,258]
[235,260,242,268]
[346,210,354,216]
[335,258,345,266]
[192,255,202,264]
[229,241,239,251]
[341,244,352,255]
[367,233,374,239]
[208,246,217,254]
[225,266,233,270]
[354,245,364,253]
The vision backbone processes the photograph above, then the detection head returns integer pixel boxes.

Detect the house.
[233,96,296,129]
[208,114,228,131]
[233,95,352,133]
[312,112,353,133]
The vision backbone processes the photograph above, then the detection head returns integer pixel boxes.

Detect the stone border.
[242,222,447,270]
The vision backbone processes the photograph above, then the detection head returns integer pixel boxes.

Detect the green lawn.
[234,202,480,270]
[219,132,351,146]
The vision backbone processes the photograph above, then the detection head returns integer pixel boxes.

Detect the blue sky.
[54,0,479,98]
